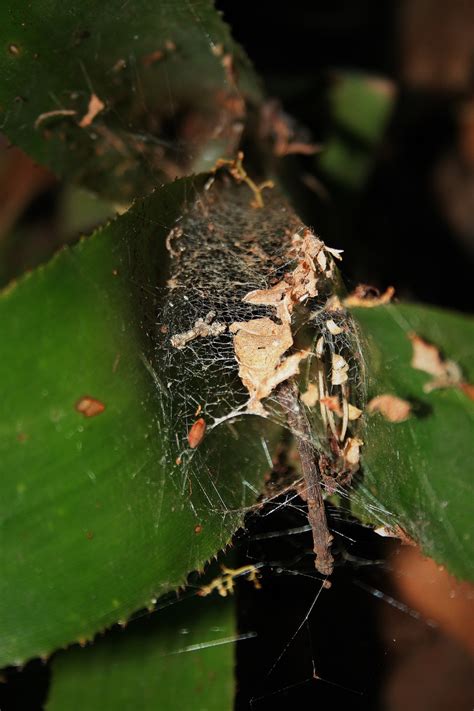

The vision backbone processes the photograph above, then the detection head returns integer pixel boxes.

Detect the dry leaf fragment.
[343,437,363,467]
[324,246,343,260]
[374,525,416,546]
[232,228,346,412]
[188,418,206,449]
[301,383,319,407]
[326,319,343,335]
[344,285,395,308]
[409,332,462,392]
[331,353,349,385]
[367,394,412,422]
[171,311,226,349]
[230,317,309,410]
[79,94,105,128]
[348,404,363,420]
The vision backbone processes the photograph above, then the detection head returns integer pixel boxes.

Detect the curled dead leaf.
[367,394,412,422]
[344,285,395,308]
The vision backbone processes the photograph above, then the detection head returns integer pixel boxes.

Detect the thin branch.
[277,381,334,577]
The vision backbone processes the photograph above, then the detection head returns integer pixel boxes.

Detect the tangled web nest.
[156,174,367,478]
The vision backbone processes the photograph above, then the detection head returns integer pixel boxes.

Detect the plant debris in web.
[156,172,367,577]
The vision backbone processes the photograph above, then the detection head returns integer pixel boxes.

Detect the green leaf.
[0,175,278,666]
[47,595,238,711]
[353,303,474,580]
[317,73,395,190]
[0,0,261,201]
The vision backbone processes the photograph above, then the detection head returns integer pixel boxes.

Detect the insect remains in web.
[157,176,367,579]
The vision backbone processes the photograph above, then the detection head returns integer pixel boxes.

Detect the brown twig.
[277,381,334,578]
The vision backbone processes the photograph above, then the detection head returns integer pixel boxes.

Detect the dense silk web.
[155,175,368,499]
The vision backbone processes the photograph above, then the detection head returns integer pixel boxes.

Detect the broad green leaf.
[0,175,279,666]
[47,595,237,711]
[0,0,261,201]
[317,73,395,190]
[353,304,474,580]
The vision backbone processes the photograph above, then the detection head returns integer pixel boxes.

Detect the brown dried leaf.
[367,394,412,422]
[229,317,310,412]
[232,228,343,410]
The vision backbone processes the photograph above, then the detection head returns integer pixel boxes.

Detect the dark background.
[1,1,473,708]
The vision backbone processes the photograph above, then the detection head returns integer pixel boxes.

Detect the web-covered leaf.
[0,175,280,666]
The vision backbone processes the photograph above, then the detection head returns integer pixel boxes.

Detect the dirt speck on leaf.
[75,396,106,418]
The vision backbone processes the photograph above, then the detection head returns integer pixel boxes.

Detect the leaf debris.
[331,353,349,385]
[342,436,364,468]
[231,229,342,413]
[409,332,464,392]
[170,311,226,349]
[198,564,261,597]
[34,109,77,130]
[344,284,395,308]
[367,394,412,422]
[79,94,105,128]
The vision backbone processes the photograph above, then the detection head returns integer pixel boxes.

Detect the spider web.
[154,175,367,481]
